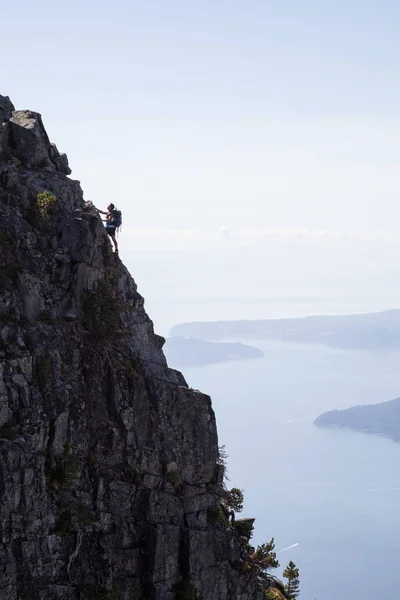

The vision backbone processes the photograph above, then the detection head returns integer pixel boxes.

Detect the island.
[170,309,400,350]
[314,397,400,443]
[164,336,264,367]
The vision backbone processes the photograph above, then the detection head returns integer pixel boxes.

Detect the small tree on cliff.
[226,487,244,513]
[283,561,300,599]
[251,538,279,574]
[218,444,229,484]
[36,191,56,220]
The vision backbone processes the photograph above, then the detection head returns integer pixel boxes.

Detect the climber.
[220,503,235,524]
[96,203,119,254]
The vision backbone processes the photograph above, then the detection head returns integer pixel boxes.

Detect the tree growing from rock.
[283,561,300,599]
[226,487,244,512]
[251,538,279,574]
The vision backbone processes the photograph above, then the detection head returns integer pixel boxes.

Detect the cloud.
[220,225,232,239]
[119,226,394,251]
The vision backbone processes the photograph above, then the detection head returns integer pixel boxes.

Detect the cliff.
[0,96,268,599]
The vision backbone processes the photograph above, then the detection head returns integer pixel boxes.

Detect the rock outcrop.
[0,96,266,599]
[0,95,14,122]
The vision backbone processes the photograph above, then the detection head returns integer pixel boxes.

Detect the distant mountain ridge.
[164,336,264,367]
[314,398,400,443]
[171,309,400,349]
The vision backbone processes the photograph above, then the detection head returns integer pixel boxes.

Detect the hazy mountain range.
[171,309,400,349]
[315,397,400,444]
[164,336,264,367]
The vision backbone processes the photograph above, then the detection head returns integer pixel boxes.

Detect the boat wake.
[278,543,299,553]
[367,488,400,492]
[286,415,316,423]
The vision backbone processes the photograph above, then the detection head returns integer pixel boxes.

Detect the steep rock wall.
[0,96,264,600]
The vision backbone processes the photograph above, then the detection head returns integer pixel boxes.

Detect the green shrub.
[252,539,279,574]
[47,443,79,491]
[117,463,140,484]
[283,561,300,599]
[81,277,122,339]
[63,443,79,489]
[38,310,55,323]
[226,487,244,512]
[264,591,277,599]
[83,584,123,600]
[207,506,226,525]
[55,502,97,534]
[231,560,252,574]
[166,469,183,492]
[36,358,51,391]
[4,262,23,284]
[28,191,57,230]
[88,450,98,467]
[0,231,12,249]
[0,422,18,441]
[274,579,288,596]
[217,444,229,485]
[36,191,56,220]
[122,354,142,377]
[173,576,200,600]
[233,518,254,541]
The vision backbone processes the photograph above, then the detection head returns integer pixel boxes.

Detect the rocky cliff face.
[0,95,265,600]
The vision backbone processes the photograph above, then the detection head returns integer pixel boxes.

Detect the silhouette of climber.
[220,503,235,523]
[96,204,119,254]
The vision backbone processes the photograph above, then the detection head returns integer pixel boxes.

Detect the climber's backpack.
[112,209,122,229]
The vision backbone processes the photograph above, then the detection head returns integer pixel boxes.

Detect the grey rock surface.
[0,108,71,174]
[0,94,14,122]
[0,97,266,599]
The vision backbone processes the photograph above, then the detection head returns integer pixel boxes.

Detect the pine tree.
[251,538,279,574]
[226,487,244,513]
[283,561,300,599]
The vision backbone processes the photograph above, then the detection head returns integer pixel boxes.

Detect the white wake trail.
[278,543,299,553]
[367,488,400,492]
[286,416,316,423]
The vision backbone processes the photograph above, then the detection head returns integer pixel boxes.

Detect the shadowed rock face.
[0,98,71,174]
[0,94,14,122]
[0,97,265,599]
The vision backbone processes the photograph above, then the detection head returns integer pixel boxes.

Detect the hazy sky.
[3,1,400,327]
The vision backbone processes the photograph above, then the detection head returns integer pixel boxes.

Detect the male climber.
[96,203,119,254]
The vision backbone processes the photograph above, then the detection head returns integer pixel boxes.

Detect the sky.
[3,0,400,329]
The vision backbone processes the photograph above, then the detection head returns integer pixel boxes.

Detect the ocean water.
[178,341,400,600]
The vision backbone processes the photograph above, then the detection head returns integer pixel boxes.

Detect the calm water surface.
[179,341,400,600]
